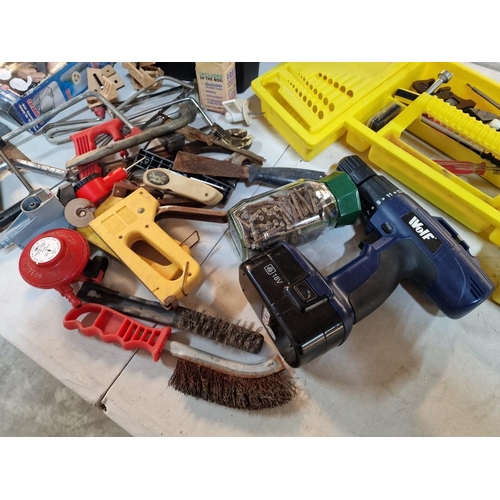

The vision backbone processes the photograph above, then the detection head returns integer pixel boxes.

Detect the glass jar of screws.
[228,171,361,260]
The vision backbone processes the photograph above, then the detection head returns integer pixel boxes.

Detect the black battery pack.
[239,243,347,367]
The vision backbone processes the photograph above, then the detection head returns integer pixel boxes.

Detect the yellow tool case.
[252,63,500,243]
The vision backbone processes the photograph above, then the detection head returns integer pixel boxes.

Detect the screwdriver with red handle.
[434,160,499,176]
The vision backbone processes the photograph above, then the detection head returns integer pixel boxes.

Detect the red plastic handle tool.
[75,166,129,204]
[63,303,172,362]
[70,118,142,155]
[434,160,488,175]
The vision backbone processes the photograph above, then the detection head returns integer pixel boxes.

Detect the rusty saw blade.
[172,151,326,186]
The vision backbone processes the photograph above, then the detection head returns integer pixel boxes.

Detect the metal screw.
[426,70,453,95]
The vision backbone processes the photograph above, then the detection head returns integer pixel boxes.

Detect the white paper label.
[30,237,61,264]
[261,306,276,340]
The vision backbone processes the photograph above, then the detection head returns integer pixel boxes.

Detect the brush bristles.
[168,359,298,411]
[176,309,264,354]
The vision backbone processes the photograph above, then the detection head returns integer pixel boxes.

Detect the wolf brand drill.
[239,155,494,367]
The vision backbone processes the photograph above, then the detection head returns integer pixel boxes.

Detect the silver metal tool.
[0,159,70,180]
[426,70,453,95]
[466,83,500,111]
[0,90,136,145]
[65,99,200,169]
[117,75,195,111]
[0,149,36,193]
[42,77,197,145]
[0,188,71,249]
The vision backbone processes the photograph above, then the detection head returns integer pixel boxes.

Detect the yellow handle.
[89,189,202,307]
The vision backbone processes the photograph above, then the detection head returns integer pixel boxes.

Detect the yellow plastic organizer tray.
[252,62,500,246]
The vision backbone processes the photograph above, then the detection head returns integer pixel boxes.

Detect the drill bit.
[77,281,264,354]
[466,83,500,111]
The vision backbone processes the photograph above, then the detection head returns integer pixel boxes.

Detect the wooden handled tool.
[143,168,223,205]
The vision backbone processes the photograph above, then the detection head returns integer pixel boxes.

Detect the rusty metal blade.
[173,151,327,187]
[155,204,228,223]
[173,151,249,179]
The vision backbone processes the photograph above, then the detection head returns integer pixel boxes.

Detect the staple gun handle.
[88,189,203,307]
[63,302,172,362]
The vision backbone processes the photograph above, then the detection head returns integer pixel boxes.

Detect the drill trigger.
[358,228,381,249]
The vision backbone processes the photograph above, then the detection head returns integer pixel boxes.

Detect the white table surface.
[1,62,500,437]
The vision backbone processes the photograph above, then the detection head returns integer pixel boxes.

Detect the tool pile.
[0,62,497,413]
[0,63,306,411]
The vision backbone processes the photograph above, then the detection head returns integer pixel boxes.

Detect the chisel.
[172,151,326,187]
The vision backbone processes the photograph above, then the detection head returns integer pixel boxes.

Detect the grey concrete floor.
[0,336,130,437]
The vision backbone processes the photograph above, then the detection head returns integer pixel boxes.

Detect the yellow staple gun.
[88,189,209,308]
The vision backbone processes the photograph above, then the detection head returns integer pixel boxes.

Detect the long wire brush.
[73,283,299,410]
[164,340,297,410]
[77,281,264,353]
[169,358,298,411]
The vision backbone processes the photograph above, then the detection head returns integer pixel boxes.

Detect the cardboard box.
[0,62,111,132]
[195,62,237,113]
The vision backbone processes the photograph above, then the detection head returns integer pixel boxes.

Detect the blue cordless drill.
[239,155,494,367]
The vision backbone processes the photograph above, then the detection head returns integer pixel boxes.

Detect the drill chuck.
[337,155,404,218]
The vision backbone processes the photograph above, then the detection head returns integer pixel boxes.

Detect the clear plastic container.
[228,171,360,260]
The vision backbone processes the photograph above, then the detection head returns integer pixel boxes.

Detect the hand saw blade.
[172,151,326,186]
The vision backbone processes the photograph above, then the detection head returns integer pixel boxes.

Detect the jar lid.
[322,171,360,225]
